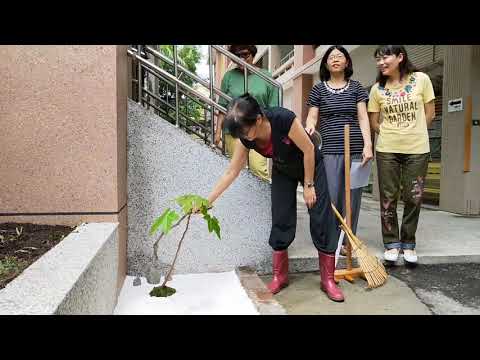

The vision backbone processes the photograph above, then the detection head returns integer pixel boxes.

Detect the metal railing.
[128,45,283,155]
[131,46,233,106]
[279,49,295,67]
[273,57,295,79]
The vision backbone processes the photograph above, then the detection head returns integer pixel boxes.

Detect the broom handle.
[345,125,352,270]
[330,203,360,246]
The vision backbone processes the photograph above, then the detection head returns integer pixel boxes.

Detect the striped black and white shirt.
[307,79,368,155]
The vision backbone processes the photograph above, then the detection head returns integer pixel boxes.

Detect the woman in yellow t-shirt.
[368,45,436,266]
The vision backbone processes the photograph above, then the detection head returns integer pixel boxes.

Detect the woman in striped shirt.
[305,45,373,255]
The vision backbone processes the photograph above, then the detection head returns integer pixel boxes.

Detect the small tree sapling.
[149,194,220,297]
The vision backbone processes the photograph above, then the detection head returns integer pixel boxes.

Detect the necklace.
[324,80,350,94]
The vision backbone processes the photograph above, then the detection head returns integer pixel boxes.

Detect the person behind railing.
[206,94,345,302]
[368,45,435,265]
[305,45,373,257]
[214,45,279,181]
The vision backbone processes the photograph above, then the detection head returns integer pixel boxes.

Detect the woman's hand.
[357,102,374,167]
[305,107,319,136]
[305,119,316,136]
[369,112,381,135]
[304,186,317,209]
[361,144,373,166]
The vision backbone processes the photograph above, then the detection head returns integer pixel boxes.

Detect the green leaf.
[210,216,221,240]
[150,208,169,236]
[200,204,209,216]
[162,211,180,235]
[176,194,209,214]
[203,214,220,240]
[207,216,213,233]
[149,208,179,236]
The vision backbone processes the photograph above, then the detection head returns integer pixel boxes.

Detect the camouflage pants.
[376,152,429,250]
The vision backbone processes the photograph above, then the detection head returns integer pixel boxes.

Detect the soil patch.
[0,223,74,289]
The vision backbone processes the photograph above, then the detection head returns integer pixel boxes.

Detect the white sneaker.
[384,248,399,262]
[403,249,418,263]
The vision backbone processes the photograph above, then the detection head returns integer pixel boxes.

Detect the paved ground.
[258,187,480,315]
[261,272,431,315]
[389,263,480,315]
[260,263,480,315]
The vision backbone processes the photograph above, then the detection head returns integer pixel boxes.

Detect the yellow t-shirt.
[368,72,435,154]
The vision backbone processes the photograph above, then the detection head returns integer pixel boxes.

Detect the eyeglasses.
[327,53,346,61]
[235,51,252,60]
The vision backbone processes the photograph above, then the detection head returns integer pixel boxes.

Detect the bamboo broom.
[331,124,387,288]
[331,203,388,288]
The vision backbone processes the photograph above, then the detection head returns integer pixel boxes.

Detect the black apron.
[272,130,322,181]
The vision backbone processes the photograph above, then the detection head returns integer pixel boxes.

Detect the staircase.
[128,45,282,157]
[126,45,346,276]
[126,45,285,276]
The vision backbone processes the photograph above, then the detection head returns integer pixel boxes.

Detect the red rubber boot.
[267,250,289,294]
[319,251,345,302]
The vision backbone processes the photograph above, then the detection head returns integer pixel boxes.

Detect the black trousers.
[269,159,338,253]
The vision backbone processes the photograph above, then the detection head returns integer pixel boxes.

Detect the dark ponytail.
[224,93,264,138]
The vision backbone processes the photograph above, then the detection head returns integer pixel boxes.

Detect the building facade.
[214,45,480,215]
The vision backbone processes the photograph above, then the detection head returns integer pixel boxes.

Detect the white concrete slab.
[114,271,259,315]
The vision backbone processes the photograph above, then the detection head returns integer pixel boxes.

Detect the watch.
[305,182,314,188]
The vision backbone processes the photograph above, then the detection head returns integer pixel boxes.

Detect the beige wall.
[294,45,314,68]
[350,45,378,87]
[292,46,315,122]
[282,86,293,111]
[292,75,313,124]
[254,45,270,69]
[470,46,480,176]
[0,45,129,289]
[270,45,281,72]
[0,46,127,214]
[464,46,480,213]
[440,45,480,214]
[440,45,470,213]
[116,47,128,210]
